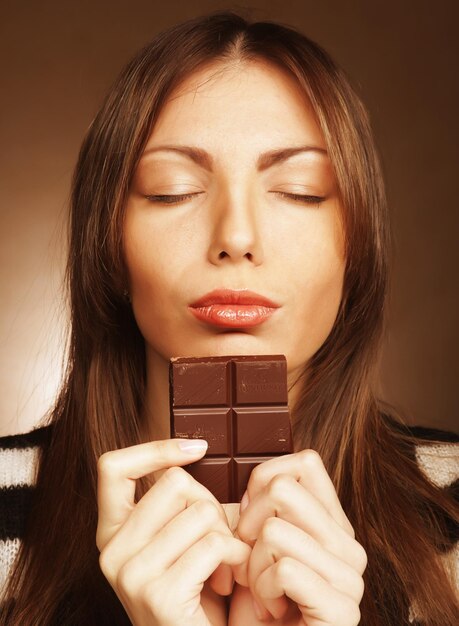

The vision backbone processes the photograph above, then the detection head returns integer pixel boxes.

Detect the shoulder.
[0,424,53,594]
[382,415,459,621]
[382,416,458,535]
[409,427,459,490]
[408,424,459,557]
[395,421,459,494]
[0,424,52,495]
[383,415,458,533]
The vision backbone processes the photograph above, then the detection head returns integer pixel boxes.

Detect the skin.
[123,58,346,443]
[96,59,367,626]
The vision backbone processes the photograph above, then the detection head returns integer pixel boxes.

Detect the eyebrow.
[141,144,328,172]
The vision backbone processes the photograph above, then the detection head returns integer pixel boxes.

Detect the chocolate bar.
[169,355,293,503]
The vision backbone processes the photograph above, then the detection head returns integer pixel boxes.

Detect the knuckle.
[344,600,361,626]
[195,498,220,522]
[97,451,118,477]
[260,516,282,544]
[249,459,273,488]
[338,568,365,604]
[267,473,294,500]
[98,548,116,581]
[203,531,225,552]
[152,438,172,456]
[298,448,323,471]
[246,463,263,492]
[163,465,191,490]
[274,556,295,583]
[355,542,368,573]
[354,574,365,602]
[116,561,139,597]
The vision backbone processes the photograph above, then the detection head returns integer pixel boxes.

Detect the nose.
[207,189,264,266]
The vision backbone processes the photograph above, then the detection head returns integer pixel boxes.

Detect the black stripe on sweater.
[406,425,459,443]
[0,485,36,541]
[0,424,52,449]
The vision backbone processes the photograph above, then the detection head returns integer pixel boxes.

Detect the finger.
[238,473,367,575]
[209,501,244,594]
[208,561,235,596]
[230,583,296,625]
[122,533,250,626]
[107,499,234,590]
[101,465,231,568]
[165,532,251,596]
[243,449,355,537]
[96,438,208,550]
[207,501,243,595]
[254,556,361,626]
[248,517,365,620]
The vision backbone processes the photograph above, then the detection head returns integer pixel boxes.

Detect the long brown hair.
[3,9,458,625]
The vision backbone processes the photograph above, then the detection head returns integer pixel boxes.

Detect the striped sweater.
[0,423,458,622]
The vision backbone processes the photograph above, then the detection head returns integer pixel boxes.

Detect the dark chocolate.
[169,355,293,503]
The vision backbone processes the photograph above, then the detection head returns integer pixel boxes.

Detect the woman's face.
[123,59,345,388]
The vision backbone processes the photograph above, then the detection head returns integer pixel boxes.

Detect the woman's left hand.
[233,449,368,625]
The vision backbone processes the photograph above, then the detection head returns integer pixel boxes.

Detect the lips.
[189,288,280,309]
[189,289,280,328]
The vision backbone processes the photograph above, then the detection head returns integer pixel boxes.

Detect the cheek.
[287,217,345,353]
[309,260,344,323]
[122,212,201,354]
[124,229,167,295]
[295,257,344,327]
[123,217,178,328]
[123,206,193,294]
[286,264,344,376]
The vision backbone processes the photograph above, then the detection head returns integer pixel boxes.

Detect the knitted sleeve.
[404,425,459,623]
[0,425,51,599]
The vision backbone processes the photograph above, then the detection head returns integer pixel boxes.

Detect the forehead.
[146,59,326,151]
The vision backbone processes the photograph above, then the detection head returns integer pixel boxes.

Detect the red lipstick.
[189,289,280,328]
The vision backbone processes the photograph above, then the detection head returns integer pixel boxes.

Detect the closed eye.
[144,192,326,205]
[144,193,200,205]
[273,192,326,205]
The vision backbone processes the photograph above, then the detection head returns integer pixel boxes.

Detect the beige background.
[1,1,458,436]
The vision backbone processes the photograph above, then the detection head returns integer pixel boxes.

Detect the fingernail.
[178,439,208,454]
[240,490,249,512]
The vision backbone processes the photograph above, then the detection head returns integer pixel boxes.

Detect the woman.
[1,10,458,625]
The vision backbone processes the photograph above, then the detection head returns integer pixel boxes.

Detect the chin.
[206,332,279,357]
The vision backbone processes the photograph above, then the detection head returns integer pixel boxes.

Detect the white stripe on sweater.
[0,447,40,488]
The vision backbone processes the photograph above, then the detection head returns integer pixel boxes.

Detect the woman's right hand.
[96,438,251,626]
